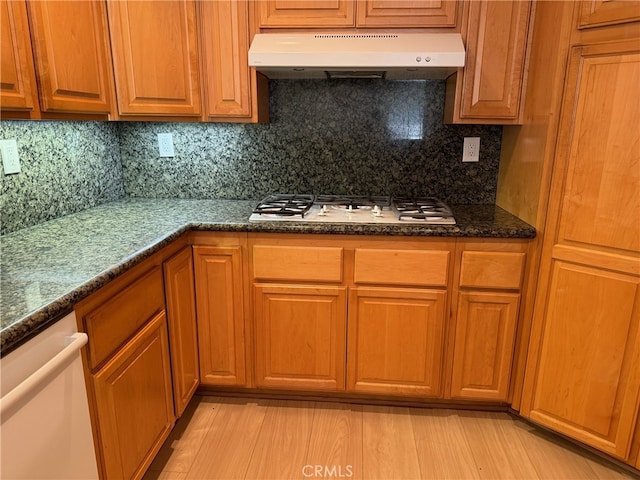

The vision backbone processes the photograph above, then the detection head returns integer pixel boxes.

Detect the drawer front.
[253,245,343,282]
[84,267,165,369]
[459,251,525,289]
[354,249,449,287]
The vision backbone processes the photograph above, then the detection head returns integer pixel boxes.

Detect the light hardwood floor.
[144,396,638,480]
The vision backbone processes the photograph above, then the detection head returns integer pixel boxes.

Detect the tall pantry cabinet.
[517,2,640,463]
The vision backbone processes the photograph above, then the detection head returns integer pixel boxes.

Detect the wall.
[0,121,124,235]
[119,80,502,203]
[1,80,503,235]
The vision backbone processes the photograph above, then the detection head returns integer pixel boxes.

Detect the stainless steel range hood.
[248,33,465,80]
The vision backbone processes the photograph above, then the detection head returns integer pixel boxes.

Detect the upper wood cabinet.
[0,0,38,115]
[521,38,640,460]
[107,0,202,116]
[257,0,457,28]
[356,0,457,28]
[27,1,114,114]
[577,0,640,29]
[200,0,252,119]
[257,0,356,28]
[445,0,532,124]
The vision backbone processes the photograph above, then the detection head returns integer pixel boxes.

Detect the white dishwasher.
[0,311,99,479]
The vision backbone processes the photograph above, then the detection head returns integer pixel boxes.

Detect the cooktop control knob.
[372,205,382,217]
[318,205,328,216]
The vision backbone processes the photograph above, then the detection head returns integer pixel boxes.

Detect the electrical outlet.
[462,137,480,163]
[1,139,21,174]
[158,133,175,157]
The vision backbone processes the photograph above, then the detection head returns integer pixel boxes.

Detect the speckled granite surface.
[0,198,534,355]
[120,80,502,203]
[0,121,124,235]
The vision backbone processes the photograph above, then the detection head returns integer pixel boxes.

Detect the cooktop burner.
[250,195,456,225]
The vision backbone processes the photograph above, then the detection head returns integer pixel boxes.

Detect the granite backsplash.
[120,80,502,203]
[0,121,124,235]
[1,80,502,235]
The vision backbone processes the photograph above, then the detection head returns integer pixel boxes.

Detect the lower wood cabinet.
[193,244,247,386]
[449,243,526,402]
[347,287,446,397]
[450,291,520,401]
[75,249,180,480]
[253,284,347,391]
[163,246,199,417]
[92,312,174,480]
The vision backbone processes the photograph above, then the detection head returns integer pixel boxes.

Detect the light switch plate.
[1,139,21,174]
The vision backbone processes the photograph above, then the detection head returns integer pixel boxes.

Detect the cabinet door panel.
[193,246,246,386]
[451,291,520,401]
[356,0,457,27]
[201,0,251,118]
[164,246,199,418]
[93,313,175,480]
[254,284,347,391]
[258,0,355,27]
[522,39,640,460]
[528,262,640,457]
[107,0,201,115]
[556,51,640,255]
[459,0,531,119]
[347,287,446,397]
[0,0,37,111]
[578,1,640,28]
[27,0,113,113]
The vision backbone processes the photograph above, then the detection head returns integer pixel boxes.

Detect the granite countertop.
[0,198,535,355]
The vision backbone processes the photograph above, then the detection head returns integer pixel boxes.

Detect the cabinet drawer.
[83,267,165,369]
[354,249,449,287]
[253,245,343,282]
[459,251,525,289]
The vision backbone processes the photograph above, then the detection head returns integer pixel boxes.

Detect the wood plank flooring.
[144,396,638,480]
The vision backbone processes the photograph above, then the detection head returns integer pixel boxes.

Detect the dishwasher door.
[0,312,99,479]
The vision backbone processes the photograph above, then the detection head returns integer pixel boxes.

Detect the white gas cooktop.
[248,195,456,225]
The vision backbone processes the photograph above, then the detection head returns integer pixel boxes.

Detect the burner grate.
[392,197,455,221]
[253,194,314,217]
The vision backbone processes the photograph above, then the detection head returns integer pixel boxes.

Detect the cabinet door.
[200,0,251,118]
[93,313,175,480]
[164,246,199,418]
[254,284,347,391]
[356,0,457,27]
[578,1,640,28]
[193,245,246,386]
[107,0,201,116]
[0,0,37,113]
[521,40,640,460]
[450,291,520,401]
[347,287,446,397]
[27,0,113,114]
[455,0,531,121]
[257,0,355,28]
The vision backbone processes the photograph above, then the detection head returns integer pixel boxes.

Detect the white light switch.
[1,139,21,174]
[158,133,175,157]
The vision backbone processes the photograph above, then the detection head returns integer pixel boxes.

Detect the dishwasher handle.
[0,332,88,417]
